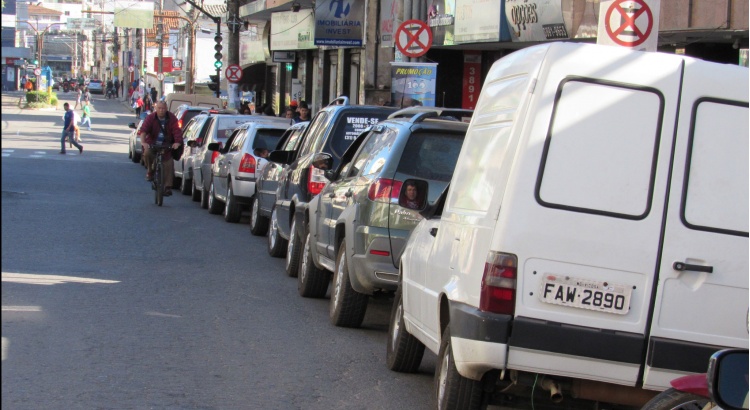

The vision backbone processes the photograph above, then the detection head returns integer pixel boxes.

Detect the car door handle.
[429,228,438,237]
[344,190,353,198]
[673,261,713,273]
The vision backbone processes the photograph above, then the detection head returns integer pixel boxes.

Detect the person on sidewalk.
[80,101,92,131]
[134,94,143,119]
[60,103,83,155]
[74,86,82,109]
[139,101,183,196]
[114,77,120,98]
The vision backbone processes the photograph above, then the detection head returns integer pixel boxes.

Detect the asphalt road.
[1,91,440,409]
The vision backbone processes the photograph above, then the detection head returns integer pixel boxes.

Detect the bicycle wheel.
[155,158,164,206]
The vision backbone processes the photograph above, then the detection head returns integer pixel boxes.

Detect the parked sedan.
[127,111,149,163]
[87,80,103,94]
[174,114,211,195]
[207,121,289,222]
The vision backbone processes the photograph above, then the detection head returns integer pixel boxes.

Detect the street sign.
[128,65,134,73]
[395,20,433,58]
[34,68,41,76]
[156,73,164,81]
[225,64,242,83]
[597,0,660,51]
[172,60,183,69]
[66,18,97,31]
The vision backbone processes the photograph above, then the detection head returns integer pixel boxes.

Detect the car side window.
[361,128,398,176]
[347,132,379,178]
[284,127,305,151]
[229,129,245,152]
[299,112,330,156]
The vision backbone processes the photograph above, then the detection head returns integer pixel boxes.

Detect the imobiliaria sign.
[314,0,365,47]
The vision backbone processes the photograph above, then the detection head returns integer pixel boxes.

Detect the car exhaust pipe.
[540,378,563,403]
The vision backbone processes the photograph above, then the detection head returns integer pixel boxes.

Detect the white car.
[207,121,290,222]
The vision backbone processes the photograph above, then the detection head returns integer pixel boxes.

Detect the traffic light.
[214,34,223,69]
[33,58,38,65]
[208,74,220,92]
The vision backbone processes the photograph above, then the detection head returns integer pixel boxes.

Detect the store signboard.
[240,35,267,66]
[427,0,457,46]
[455,0,510,43]
[66,18,98,31]
[380,0,402,48]
[271,10,316,50]
[114,1,154,29]
[390,62,438,108]
[505,0,569,41]
[314,0,365,47]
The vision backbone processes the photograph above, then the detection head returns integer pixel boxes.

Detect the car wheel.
[435,326,482,410]
[330,243,368,328]
[641,388,711,410]
[180,173,192,195]
[250,195,269,236]
[285,218,302,277]
[128,145,133,159]
[208,180,223,215]
[191,177,201,202]
[386,283,426,372]
[223,181,241,223]
[267,207,288,258]
[131,147,141,163]
[200,180,209,209]
[298,231,329,298]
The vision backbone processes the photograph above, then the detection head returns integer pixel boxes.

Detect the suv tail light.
[178,118,183,128]
[479,252,517,315]
[308,165,327,195]
[239,153,256,174]
[367,178,402,203]
[211,150,220,164]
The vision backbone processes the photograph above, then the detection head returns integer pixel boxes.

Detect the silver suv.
[300,110,470,328]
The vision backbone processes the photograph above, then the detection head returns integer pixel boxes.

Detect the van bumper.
[449,301,512,381]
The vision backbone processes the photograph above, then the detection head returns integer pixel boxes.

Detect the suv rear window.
[397,132,465,182]
[252,129,285,150]
[329,112,392,158]
[216,117,252,140]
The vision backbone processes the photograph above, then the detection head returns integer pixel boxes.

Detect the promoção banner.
[390,62,438,108]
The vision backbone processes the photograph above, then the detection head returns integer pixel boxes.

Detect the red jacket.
[140,111,183,159]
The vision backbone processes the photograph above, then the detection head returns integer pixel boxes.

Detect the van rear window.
[397,132,465,182]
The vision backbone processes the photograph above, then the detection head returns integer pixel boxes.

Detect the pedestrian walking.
[80,101,92,131]
[150,86,158,103]
[114,77,120,98]
[134,94,143,119]
[82,88,91,104]
[74,86,82,109]
[60,102,83,155]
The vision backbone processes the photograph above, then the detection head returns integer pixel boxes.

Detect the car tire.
[267,207,288,258]
[132,149,141,163]
[128,145,133,159]
[200,181,209,209]
[191,177,201,202]
[223,181,241,223]
[208,180,223,215]
[330,243,368,328]
[250,195,269,236]
[180,173,192,195]
[386,283,426,373]
[641,388,710,410]
[298,231,330,298]
[435,327,482,410]
[285,218,302,277]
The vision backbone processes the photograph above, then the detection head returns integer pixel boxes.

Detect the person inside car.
[139,101,183,196]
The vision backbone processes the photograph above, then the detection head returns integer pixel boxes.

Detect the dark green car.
[299,109,471,328]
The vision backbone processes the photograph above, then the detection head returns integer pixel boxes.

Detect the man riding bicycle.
[139,101,183,196]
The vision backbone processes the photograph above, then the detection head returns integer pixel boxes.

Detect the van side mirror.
[708,349,749,410]
[187,140,196,147]
[207,142,221,151]
[268,150,294,165]
[128,122,136,129]
[398,179,429,211]
[312,152,333,171]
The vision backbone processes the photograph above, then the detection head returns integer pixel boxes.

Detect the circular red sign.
[225,64,243,83]
[604,0,653,47]
[395,20,433,58]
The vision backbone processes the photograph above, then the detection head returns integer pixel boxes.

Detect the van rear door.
[642,60,749,390]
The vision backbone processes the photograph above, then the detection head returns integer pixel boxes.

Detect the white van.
[388,42,748,409]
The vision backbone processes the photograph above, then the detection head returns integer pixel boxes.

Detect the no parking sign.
[597,0,660,52]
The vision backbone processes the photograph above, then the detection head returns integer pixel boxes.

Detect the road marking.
[2,306,42,312]
[1,272,120,285]
[2,150,15,153]
[145,311,183,318]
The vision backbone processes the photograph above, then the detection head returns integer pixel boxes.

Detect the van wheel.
[298,231,329,298]
[285,218,302,277]
[436,326,482,410]
[267,207,288,258]
[641,388,710,410]
[191,178,201,202]
[223,182,241,223]
[386,284,425,373]
[208,180,223,215]
[250,195,269,236]
[180,174,192,195]
[330,244,368,328]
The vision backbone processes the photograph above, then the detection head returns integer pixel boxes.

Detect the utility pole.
[226,0,240,108]
[158,0,164,98]
[180,0,221,98]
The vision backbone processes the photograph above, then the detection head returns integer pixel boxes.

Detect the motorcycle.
[641,349,748,410]
[106,86,115,99]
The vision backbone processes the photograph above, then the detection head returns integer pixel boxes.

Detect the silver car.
[206,121,290,222]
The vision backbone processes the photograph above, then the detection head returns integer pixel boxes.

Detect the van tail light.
[479,251,517,315]
[238,153,256,174]
[367,178,403,203]
[211,150,220,164]
[308,165,327,195]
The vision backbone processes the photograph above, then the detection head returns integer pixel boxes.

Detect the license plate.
[540,275,631,315]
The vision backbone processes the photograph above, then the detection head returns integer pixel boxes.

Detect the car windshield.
[396,131,465,182]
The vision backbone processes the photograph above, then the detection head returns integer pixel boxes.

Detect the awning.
[1,47,32,59]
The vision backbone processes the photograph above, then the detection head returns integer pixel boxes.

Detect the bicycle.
[150,145,171,206]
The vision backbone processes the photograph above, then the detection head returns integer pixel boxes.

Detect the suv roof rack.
[388,107,474,122]
[327,96,350,107]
